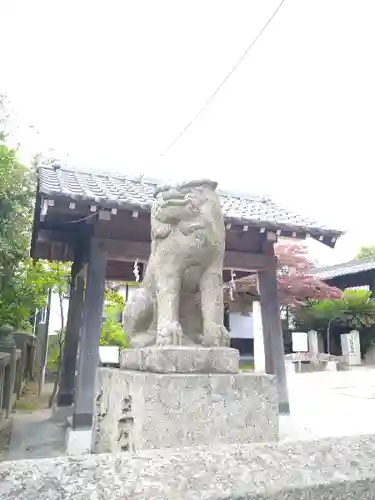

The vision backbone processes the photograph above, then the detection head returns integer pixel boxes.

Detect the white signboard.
[292,331,309,353]
[228,312,254,339]
[99,346,120,365]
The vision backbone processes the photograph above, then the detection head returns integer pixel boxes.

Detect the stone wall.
[1,434,375,499]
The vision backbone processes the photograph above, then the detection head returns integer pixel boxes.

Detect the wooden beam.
[223,251,276,271]
[101,238,275,271]
[223,269,250,282]
[37,230,276,271]
[38,228,91,243]
[97,238,151,262]
[106,261,144,281]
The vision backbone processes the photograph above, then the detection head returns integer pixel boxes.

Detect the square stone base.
[93,368,278,453]
[65,427,93,455]
[119,346,240,373]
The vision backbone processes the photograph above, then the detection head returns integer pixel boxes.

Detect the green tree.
[100,289,127,347]
[0,95,75,405]
[0,145,35,277]
[295,289,375,354]
[0,260,62,330]
[356,246,375,259]
[0,95,59,331]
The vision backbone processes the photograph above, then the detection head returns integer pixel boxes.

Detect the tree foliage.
[100,289,127,347]
[0,260,69,330]
[0,95,31,274]
[0,144,35,274]
[356,246,375,260]
[295,289,375,331]
[0,94,61,330]
[230,242,342,306]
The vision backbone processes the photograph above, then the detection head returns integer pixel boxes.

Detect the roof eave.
[36,175,344,247]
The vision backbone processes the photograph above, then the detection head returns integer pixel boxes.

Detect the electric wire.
[160,0,286,157]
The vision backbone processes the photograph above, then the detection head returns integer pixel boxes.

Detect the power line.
[160,0,286,157]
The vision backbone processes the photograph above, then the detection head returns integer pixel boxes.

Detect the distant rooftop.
[37,165,343,246]
[311,258,375,280]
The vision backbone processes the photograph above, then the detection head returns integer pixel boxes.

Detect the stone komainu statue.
[123,179,230,347]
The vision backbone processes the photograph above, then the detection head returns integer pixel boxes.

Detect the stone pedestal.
[341,330,361,366]
[93,367,278,453]
[120,346,239,373]
[0,330,18,419]
[308,330,319,359]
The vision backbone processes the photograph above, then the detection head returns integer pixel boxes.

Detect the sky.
[1,0,375,265]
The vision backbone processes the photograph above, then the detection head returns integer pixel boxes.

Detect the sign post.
[292,331,309,373]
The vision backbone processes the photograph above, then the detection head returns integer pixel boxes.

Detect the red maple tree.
[228,242,342,307]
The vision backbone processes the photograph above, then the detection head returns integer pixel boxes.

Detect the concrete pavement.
[1,367,375,460]
[280,366,375,441]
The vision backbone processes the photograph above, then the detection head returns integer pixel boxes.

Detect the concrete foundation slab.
[93,368,278,453]
[2,434,375,499]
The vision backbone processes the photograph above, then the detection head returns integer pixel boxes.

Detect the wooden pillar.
[57,275,85,407]
[257,247,290,414]
[370,271,375,298]
[72,239,106,429]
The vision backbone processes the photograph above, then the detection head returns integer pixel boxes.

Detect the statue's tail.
[123,287,154,341]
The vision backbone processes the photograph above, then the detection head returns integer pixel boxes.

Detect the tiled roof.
[37,165,343,241]
[311,258,375,280]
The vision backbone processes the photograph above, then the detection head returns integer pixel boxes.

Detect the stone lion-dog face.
[124,179,230,348]
[152,179,221,239]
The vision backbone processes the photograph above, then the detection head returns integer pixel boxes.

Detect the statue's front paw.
[203,323,230,347]
[156,322,183,346]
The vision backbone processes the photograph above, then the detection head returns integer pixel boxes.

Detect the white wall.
[229,312,253,339]
[115,285,127,301]
[47,291,69,336]
[115,284,138,303]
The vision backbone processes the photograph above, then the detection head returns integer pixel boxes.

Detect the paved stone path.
[6,409,66,460]
[280,366,375,441]
[0,381,66,462]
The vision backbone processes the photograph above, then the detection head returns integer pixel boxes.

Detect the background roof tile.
[311,258,375,280]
